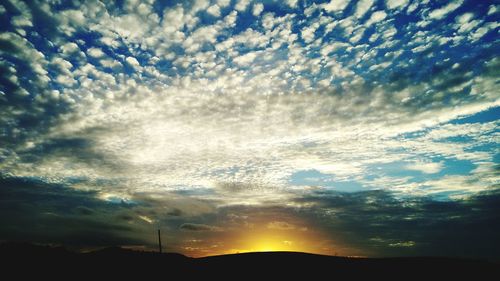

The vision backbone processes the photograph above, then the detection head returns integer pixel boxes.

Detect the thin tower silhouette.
[158,228,162,254]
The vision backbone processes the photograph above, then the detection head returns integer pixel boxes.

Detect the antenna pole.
[158,228,162,254]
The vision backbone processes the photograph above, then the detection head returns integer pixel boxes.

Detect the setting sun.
[248,238,294,252]
[216,224,335,256]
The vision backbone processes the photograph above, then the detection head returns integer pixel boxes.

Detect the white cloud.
[217,0,231,8]
[366,11,387,25]
[301,22,320,43]
[420,175,488,197]
[0,32,49,87]
[126,56,141,69]
[304,3,319,17]
[207,4,221,17]
[60,42,81,55]
[349,27,366,43]
[51,57,73,74]
[320,42,349,57]
[11,15,33,27]
[100,36,121,49]
[406,2,419,14]
[469,22,498,42]
[428,0,464,20]
[405,161,443,174]
[100,58,123,69]
[191,0,210,14]
[235,0,250,12]
[252,3,264,17]
[385,0,409,10]
[322,0,350,13]
[2,0,498,207]
[56,74,76,87]
[354,0,374,18]
[487,5,497,15]
[87,47,105,58]
[454,13,481,34]
[285,0,299,9]
[232,28,269,48]
[233,51,258,66]
[224,10,238,27]
[183,24,221,53]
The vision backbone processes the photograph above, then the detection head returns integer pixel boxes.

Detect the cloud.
[293,189,500,259]
[405,161,443,174]
[285,0,299,9]
[267,221,296,230]
[87,47,105,58]
[125,56,141,69]
[301,22,319,43]
[207,5,221,17]
[322,0,350,13]
[235,0,250,12]
[0,176,146,247]
[365,10,387,25]
[428,0,464,20]
[2,174,500,258]
[385,0,409,10]
[354,0,374,18]
[180,223,222,232]
[191,0,210,14]
[252,3,264,17]
[389,241,415,247]
[233,51,258,66]
[217,0,231,8]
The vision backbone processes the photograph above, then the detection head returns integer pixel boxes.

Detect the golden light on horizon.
[178,217,345,258]
[239,230,301,252]
[206,226,336,257]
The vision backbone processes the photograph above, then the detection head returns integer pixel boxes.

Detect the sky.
[0,0,499,259]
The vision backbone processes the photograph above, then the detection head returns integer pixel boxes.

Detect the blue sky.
[0,0,499,258]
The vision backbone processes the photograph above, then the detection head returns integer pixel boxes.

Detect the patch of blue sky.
[367,161,426,179]
[363,157,475,184]
[451,106,500,125]
[493,153,500,163]
[289,169,365,192]
[437,158,475,177]
[104,196,137,205]
[395,107,499,142]
[465,142,499,153]
[424,190,470,201]
[174,187,216,196]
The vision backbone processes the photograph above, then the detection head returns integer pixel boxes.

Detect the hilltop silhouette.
[1,243,498,279]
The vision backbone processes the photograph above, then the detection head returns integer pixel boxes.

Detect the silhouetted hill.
[1,243,498,279]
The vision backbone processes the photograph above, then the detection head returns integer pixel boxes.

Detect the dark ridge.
[1,242,498,278]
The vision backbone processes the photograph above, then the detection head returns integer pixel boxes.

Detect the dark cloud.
[180,223,221,232]
[167,208,183,217]
[17,136,124,171]
[267,221,296,230]
[216,182,257,193]
[0,176,147,247]
[293,189,500,260]
[74,206,94,215]
[1,174,499,259]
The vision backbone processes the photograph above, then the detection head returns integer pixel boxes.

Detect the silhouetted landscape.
[1,242,498,278]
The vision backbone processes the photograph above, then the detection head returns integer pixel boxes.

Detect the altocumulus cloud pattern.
[0,0,499,258]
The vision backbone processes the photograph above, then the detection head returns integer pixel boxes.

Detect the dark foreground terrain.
[1,243,498,279]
